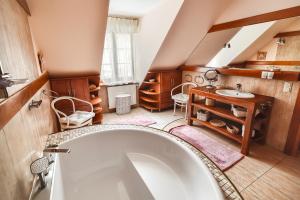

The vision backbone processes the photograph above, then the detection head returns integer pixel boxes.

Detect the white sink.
[216,89,255,98]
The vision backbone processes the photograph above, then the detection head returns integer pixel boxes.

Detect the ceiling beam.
[208,6,300,33]
[274,30,300,38]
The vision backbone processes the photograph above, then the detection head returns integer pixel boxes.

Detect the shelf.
[140,103,159,111]
[140,96,159,103]
[89,86,100,93]
[143,81,160,85]
[90,97,102,105]
[191,117,242,143]
[217,68,300,81]
[139,90,159,95]
[191,102,245,124]
[93,106,102,114]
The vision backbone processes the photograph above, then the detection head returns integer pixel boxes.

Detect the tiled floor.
[103,108,300,200]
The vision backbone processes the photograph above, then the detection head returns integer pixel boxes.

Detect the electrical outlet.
[283,82,293,93]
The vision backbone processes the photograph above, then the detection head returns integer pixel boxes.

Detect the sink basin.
[216,89,255,98]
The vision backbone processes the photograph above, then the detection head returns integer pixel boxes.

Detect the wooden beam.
[274,31,300,38]
[245,61,300,66]
[285,87,300,156]
[0,72,48,130]
[16,0,31,16]
[208,6,300,33]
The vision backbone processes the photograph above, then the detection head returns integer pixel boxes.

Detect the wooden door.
[160,72,172,92]
[70,78,90,110]
[50,79,71,96]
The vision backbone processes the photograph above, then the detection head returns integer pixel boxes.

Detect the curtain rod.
[108,15,139,20]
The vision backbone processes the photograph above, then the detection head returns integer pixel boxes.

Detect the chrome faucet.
[30,147,70,190]
[236,83,242,92]
[0,73,28,88]
[43,148,71,153]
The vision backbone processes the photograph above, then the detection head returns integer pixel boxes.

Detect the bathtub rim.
[46,124,243,200]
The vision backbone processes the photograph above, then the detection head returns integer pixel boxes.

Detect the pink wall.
[134,0,183,83]
[27,0,109,76]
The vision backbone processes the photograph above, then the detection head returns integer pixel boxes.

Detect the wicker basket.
[197,110,210,121]
[205,98,215,106]
[232,105,247,118]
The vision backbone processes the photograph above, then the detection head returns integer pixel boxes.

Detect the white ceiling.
[109,0,166,17]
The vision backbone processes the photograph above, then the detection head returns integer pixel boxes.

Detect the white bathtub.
[50,127,224,200]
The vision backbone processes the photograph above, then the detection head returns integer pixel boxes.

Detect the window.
[101,17,138,84]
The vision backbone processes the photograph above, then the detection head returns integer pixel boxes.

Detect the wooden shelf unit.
[88,76,103,124]
[191,117,243,143]
[188,87,274,155]
[139,70,182,112]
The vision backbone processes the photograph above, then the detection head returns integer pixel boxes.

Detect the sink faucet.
[236,83,242,92]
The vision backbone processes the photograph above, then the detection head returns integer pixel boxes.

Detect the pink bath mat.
[111,116,156,126]
[169,125,244,171]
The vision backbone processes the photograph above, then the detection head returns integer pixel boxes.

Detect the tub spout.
[43,148,71,153]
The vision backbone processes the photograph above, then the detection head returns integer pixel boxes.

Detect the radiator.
[107,84,137,109]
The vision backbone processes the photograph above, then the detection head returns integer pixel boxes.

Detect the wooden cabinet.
[50,76,103,124]
[139,70,182,112]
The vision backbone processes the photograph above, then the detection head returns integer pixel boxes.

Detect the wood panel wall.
[0,0,57,199]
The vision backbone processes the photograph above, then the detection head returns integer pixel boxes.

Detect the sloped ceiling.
[150,0,232,70]
[233,18,299,63]
[27,0,109,76]
[150,0,300,70]
[185,28,240,66]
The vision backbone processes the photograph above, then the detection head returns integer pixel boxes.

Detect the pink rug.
[169,125,244,171]
[111,116,156,126]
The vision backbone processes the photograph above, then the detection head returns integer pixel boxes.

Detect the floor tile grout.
[240,155,286,193]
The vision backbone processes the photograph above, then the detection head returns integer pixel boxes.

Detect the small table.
[188,87,274,155]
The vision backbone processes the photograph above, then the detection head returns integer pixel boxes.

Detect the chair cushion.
[60,111,95,125]
[171,93,189,103]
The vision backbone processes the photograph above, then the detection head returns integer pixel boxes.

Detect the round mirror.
[204,69,218,88]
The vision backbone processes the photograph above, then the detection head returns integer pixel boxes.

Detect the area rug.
[110,116,157,126]
[169,125,244,171]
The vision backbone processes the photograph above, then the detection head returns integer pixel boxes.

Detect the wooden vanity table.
[188,87,274,155]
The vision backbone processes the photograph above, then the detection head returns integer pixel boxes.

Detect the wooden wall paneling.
[285,87,300,155]
[0,72,48,130]
[208,6,300,33]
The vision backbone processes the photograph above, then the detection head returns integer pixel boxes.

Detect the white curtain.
[101,17,139,84]
[106,17,139,33]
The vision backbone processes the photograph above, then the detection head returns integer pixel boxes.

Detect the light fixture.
[276,37,286,46]
[223,43,231,48]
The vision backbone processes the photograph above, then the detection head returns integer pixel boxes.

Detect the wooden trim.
[245,61,300,66]
[16,0,31,16]
[285,87,300,156]
[274,31,300,38]
[208,6,300,33]
[180,66,300,81]
[217,68,300,81]
[49,73,100,79]
[0,72,48,130]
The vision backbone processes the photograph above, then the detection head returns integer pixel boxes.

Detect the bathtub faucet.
[43,148,71,153]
